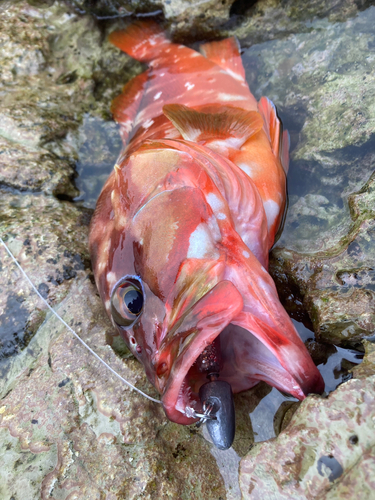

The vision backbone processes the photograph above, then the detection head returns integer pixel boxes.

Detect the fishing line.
[0,237,162,405]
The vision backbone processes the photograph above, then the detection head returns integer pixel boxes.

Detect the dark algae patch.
[0,293,33,361]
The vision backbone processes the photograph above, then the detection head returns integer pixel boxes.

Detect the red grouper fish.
[89,21,324,449]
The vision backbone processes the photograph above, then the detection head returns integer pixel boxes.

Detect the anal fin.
[111,71,149,146]
[258,96,290,174]
[163,104,263,148]
[200,37,246,82]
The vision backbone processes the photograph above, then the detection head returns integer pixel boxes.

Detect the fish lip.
[230,312,325,398]
[159,280,244,424]
[159,295,325,425]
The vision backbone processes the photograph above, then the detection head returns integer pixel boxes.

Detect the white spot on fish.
[191,52,200,58]
[187,223,220,259]
[160,72,165,76]
[206,192,224,213]
[243,250,250,258]
[218,93,246,101]
[184,82,195,91]
[208,137,243,153]
[149,38,156,46]
[134,108,147,124]
[143,118,154,129]
[207,215,221,242]
[263,199,280,230]
[154,91,162,100]
[224,68,244,82]
[107,271,117,288]
[105,300,110,311]
[123,120,132,133]
[206,194,228,220]
[98,261,106,272]
[238,162,254,177]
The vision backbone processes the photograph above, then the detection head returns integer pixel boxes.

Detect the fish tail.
[200,37,246,82]
[109,21,170,62]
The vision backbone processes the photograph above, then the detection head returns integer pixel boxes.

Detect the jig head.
[193,337,235,450]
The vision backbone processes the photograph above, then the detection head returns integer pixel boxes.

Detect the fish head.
[89,141,324,425]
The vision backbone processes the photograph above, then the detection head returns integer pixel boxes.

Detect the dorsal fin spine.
[163,104,263,148]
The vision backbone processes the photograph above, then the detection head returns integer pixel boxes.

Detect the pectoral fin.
[163,103,263,148]
[258,96,290,174]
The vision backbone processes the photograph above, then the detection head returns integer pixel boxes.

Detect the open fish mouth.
[157,279,324,425]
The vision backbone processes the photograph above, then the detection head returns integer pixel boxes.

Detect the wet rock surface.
[239,372,375,499]
[237,3,375,497]
[67,0,236,39]
[240,4,375,347]
[239,342,375,499]
[0,0,375,498]
[0,277,228,499]
[0,0,138,197]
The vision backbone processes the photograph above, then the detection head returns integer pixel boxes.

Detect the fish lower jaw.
[161,374,202,425]
[162,319,317,424]
[176,379,195,412]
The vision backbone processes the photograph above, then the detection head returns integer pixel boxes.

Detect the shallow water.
[242,6,375,253]
[73,114,122,208]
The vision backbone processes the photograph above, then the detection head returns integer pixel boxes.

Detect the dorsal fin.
[110,71,149,145]
[109,21,169,62]
[258,96,289,174]
[200,37,246,82]
[163,104,263,147]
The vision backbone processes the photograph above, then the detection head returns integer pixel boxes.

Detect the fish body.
[89,22,324,425]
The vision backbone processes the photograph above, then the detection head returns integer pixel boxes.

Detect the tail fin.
[109,21,170,62]
[200,37,246,82]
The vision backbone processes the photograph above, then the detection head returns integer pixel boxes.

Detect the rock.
[0,0,138,198]
[0,192,90,397]
[239,335,375,500]
[66,0,236,40]
[236,6,375,495]
[0,276,228,499]
[226,0,373,46]
[239,374,375,499]
[239,5,375,347]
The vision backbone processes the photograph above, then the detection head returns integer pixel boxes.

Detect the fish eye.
[111,277,144,328]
